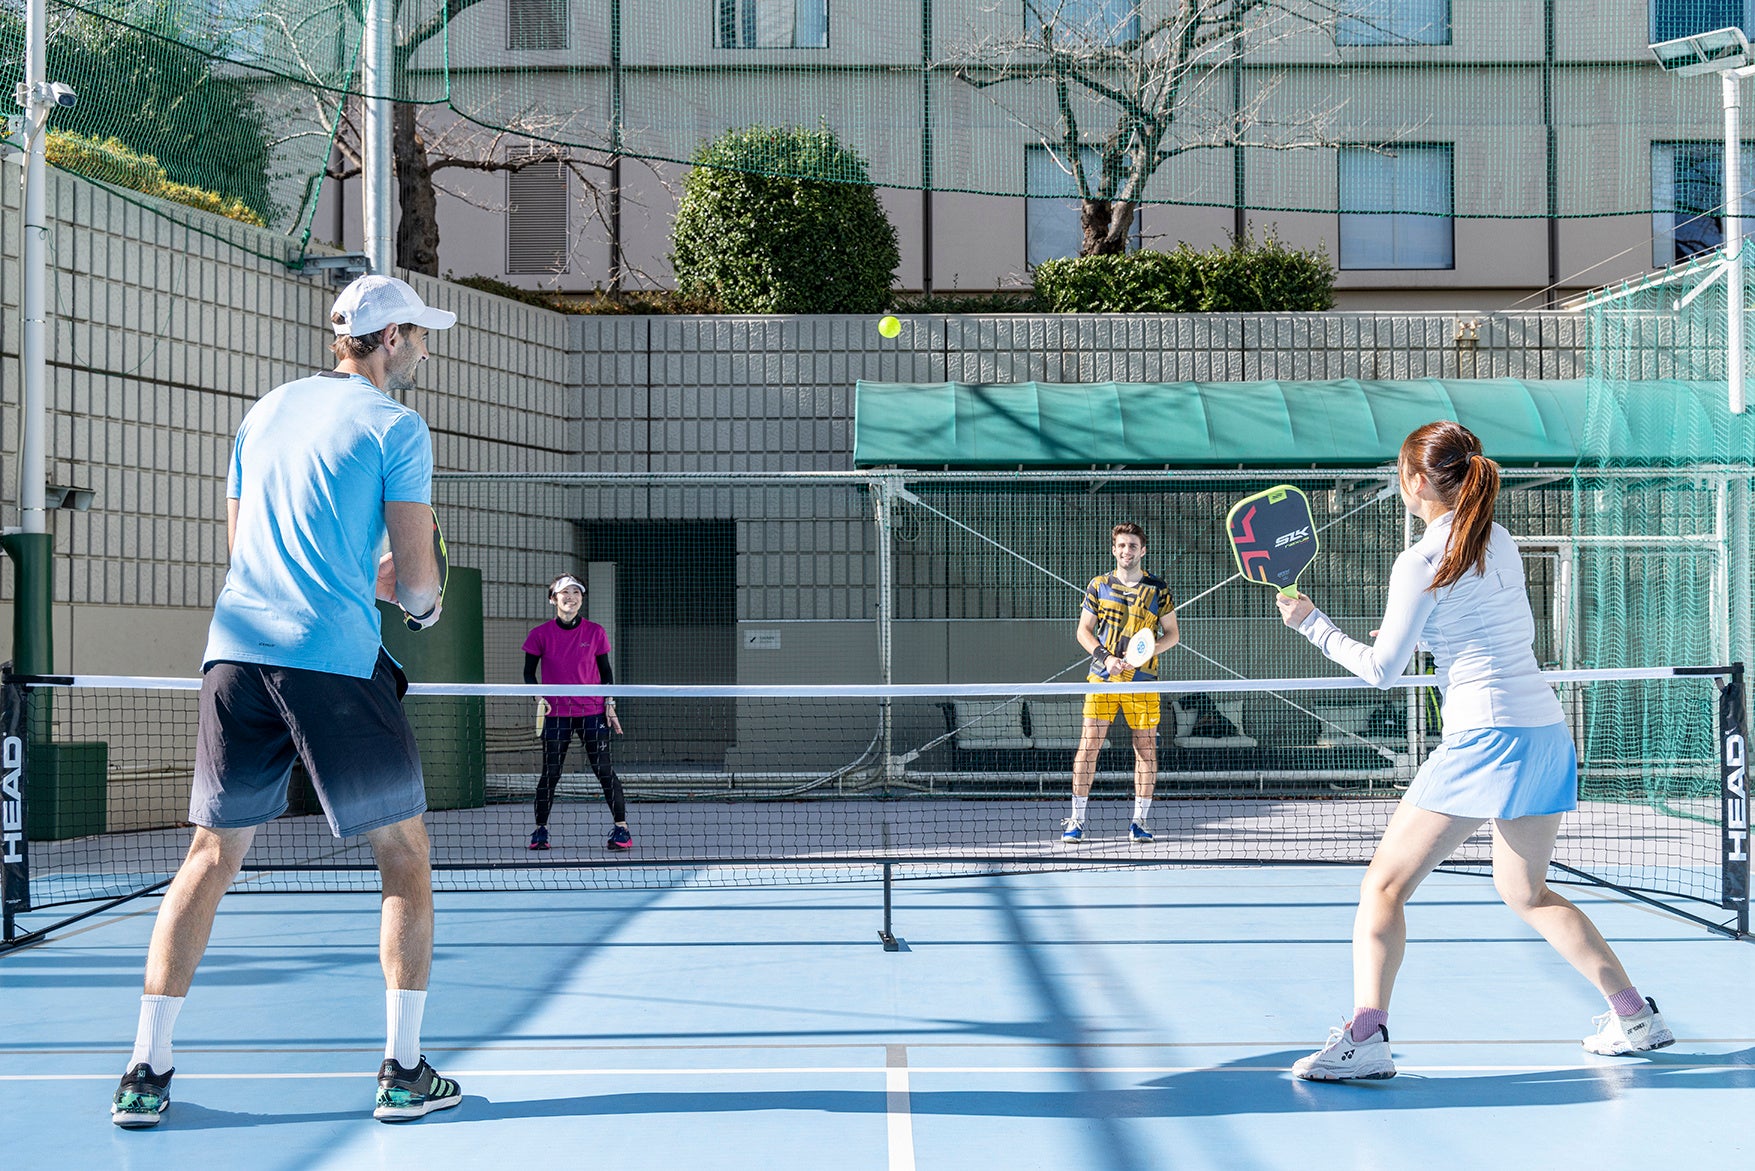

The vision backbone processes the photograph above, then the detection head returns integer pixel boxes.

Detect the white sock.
[386,989,428,1070]
[131,994,183,1073]
[1071,795,1088,823]
[1134,796,1153,824]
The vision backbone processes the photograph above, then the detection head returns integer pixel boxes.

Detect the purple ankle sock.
[1349,1008,1388,1040]
[1607,987,1646,1017]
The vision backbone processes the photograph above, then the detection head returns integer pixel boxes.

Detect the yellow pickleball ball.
[878,315,901,339]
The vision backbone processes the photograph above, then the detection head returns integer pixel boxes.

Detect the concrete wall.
[573,310,1587,472]
[3,160,1594,689]
[0,163,576,679]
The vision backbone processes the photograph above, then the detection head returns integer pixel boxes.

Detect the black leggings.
[535,714,625,826]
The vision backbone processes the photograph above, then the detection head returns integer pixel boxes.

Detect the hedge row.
[1033,235,1335,313]
[46,131,266,226]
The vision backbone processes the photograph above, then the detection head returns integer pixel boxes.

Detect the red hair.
[1399,421,1501,591]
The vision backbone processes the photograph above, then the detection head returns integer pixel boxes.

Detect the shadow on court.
[126,1101,371,1131]
[333,1048,1755,1128]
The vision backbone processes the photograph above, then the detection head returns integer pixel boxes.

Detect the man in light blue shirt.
[112,275,464,1128]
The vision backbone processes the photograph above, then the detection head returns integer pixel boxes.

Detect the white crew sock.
[131,994,184,1073]
[386,989,428,1070]
[1134,796,1153,824]
[1070,795,1089,823]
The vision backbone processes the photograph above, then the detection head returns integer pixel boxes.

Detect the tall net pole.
[1725,70,1747,415]
[17,0,48,535]
[361,0,394,274]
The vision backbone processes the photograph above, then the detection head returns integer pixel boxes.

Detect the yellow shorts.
[1081,675,1161,729]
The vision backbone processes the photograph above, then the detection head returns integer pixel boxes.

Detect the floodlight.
[1649,26,1753,77]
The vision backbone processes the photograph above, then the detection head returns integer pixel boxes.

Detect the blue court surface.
[1,866,1750,1170]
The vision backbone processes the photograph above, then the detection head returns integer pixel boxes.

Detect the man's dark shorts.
[192,650,426,838]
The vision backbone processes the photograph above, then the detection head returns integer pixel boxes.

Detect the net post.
[1720,663,1751,938]
[2,674,33,945]
[879,861,899,951]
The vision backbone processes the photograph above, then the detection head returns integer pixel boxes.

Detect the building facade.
[311,1,1745,309]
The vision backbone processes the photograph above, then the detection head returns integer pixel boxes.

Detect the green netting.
[0,0,356,249]
[5,0,1755,255]
[1578,251,1755,818]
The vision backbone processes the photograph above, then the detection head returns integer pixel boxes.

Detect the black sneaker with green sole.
[111,1062,174,1128]
[374,1056,463,1121]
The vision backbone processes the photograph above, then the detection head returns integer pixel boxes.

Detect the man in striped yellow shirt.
[1066,523,1179,843]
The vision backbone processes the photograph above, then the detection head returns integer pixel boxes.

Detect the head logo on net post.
[2,734,22,864]
[1724,721,1748,867]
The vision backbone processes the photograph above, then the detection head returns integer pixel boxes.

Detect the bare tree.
[271,0,626,277]
[947,1,1359,257]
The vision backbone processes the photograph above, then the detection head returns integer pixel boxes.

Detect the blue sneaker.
[111,1062,173,1128]
[1060,818,1084,843]
[607,826,633,851]
[528,827,549,850]
[1130,821,1154,842]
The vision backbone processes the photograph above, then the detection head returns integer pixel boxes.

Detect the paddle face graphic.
[1226,485,1318,598]
[1122,627,1156,669]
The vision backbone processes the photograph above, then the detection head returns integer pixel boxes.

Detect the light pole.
[4,0,78,676]
[1650,25,1755,415]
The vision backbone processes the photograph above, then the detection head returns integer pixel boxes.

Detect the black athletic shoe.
[374,1056,463,1122]
[111,1062,174,1128]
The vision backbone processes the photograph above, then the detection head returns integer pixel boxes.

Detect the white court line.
[6,1060,1745,1081]
[886,1045,915,1171]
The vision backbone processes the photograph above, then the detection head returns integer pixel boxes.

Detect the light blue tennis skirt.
[1403,722,1578,820]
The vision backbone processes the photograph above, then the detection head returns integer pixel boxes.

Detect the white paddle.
[1122,628,1156,669]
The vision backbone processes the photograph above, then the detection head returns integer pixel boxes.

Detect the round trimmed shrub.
[671,125,900,314]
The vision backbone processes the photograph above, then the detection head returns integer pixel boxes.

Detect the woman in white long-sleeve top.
[1276,419,1673,1082]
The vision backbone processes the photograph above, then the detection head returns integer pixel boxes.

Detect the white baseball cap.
[330,274,457,337]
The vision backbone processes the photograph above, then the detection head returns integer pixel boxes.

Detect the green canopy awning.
[852,378,1741,468]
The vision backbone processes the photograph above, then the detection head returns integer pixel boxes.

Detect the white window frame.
[1336,0,1450,47]
[1025,144,1142,267]
[1337,144,1455,271]
[716,0,829,50]
[1651,141,1755,267]
[506,148,571,275]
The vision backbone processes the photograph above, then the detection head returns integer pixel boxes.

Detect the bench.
[940,693,1411,783]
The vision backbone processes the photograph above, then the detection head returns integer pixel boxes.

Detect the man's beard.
[385,352,421,393]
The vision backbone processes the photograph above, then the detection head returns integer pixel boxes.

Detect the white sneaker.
[1060,818,1084,843]
[1292,1022,1396,1081]
[1583,997,1674,1055]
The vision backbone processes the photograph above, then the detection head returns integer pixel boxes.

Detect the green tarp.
[852,378,1740,468]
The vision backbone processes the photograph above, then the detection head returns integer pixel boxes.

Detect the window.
[1651,0,1755,43]
[1338,145,1454,270]
[507,0,568,51]
[1652,142,1755,266]
[716,0,828,49]
[1026,0,1141,46]
[506,148,569,274]
[1337,0,1449,46]
[1025,145,1140,267]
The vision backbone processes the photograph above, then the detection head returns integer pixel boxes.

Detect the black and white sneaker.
[111,1062,174,1127]
[1292,1022,1396,1081]
[374,1056,463,1121]
[1584,997,1675,1055]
